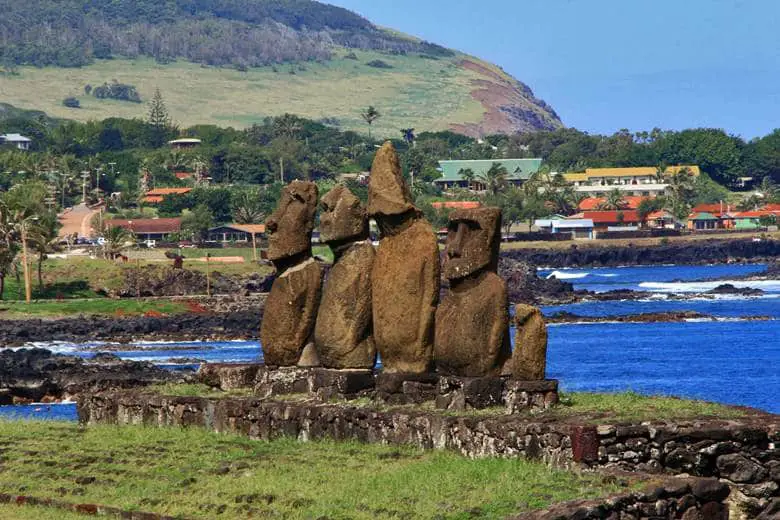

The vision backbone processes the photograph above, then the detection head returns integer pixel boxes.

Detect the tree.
[401,128,415,147]
[360,106,381,138]
[147,88,171,148]
[231,187,267,224]
[756,176,778,203]
[458,168,476,190]
[665,168,697,219]
[599,189,627,210]
[101,225,135,259]
[637,197,665,226]
[182,204,214,243]
[0,201,18,299]
[27,211,61,289]
[477,163,509,196]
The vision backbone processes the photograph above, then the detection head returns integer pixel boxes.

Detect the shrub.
[92,81,142,103]
[343,52,358,60]
[366,59,392,69]
[62,97,81,108]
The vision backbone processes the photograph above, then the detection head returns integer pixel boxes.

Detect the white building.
[563,166,700,197]
[0,133,32,151]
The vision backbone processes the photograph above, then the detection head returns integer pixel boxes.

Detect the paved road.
[58,203,100,238]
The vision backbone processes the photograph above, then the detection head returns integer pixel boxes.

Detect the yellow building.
[563,166,700,197]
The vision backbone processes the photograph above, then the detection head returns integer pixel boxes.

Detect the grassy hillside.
[0,0,563,136]
[1,50,560,137]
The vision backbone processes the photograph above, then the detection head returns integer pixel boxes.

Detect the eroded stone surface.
[369,142,439,374]
[265,180,318,262]
[315,185,376,369]
[511,304,548,380]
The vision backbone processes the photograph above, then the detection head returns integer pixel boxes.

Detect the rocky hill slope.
[0,0,562,136]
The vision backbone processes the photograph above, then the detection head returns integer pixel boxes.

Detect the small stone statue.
[511,304,548,380]
[369,142,440,374]
[260,181,323,367]
[314,185,376,369]
[435,207,511,377]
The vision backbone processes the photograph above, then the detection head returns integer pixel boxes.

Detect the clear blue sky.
[327,0,779,139]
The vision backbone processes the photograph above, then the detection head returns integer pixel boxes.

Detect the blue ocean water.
[3,263,777,418]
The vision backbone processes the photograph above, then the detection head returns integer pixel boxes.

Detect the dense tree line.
[0,0,452,68]
[509,128,780,186]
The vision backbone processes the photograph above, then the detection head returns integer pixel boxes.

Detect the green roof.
[690,212,718,220]
[436,159,543,183]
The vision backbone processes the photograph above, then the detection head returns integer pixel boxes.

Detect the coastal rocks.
[498,256,575,304]
[0,348,183,402]
[510,304,548,380]
[435,207,510,377]
[708,283,765,296]
[369,142,439,374]
[261,181,323,367]
[504,238,780,268]
[314,185,376,369]
[546,310,772,324]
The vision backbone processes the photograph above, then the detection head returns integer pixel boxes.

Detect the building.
[104,218,182,242]
[207,224,266,244]
[0,133,32,151]
[535,218,594,239]
[564,166,700,197]
[169,138,202,150]
[435,159,542,191]
[577,195,648,211]
[143,187,193,204]
[645,210,681,229]
[571,210,642,232]
[687,212,720,231]
[731,209,780,230]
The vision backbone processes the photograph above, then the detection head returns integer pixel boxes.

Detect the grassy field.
[1,50,490,137]
[0,421,622,519]
[0,298,190,318]
[0,504,90,520]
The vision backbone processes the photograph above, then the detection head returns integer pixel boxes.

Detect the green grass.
[556,391,747,422]
[0,298,190,318]
[0,504,91,520]
[0,421,622,519]
[1,50,493,137]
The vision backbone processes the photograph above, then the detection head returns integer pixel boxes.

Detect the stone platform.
[198,363,558,413]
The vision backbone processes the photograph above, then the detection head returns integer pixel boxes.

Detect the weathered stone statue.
[260,181,323,367]
[369,142,440,374]
[435,207,511,377]
[314,185,376,369]
[511,304,548,380]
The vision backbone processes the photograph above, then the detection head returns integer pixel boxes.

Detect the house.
[535,218,594,239]
[169,138,202,150]
[0,133,32,151]
[207,224,266,244]
[577,195,649,211]
[645,210,680,229]
[732,209,780,230]
[435,159,542,191]
[430,201,482,210]
[564,166,700,197]
[105,218,182,241]
[687,212,720,231]
[143,187,193,204]
[572,210,642,232]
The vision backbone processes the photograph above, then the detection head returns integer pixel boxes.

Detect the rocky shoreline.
[504,237,780,268]
[547,310,772,324]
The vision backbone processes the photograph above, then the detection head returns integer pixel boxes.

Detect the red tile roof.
[431,201,482,210]
[578,196,649,211]
[105,218,182,233]
[762,203,780,211]
[646,210,674,220]
[146,188,192,196]
[733,210,780,218]
[581,210,641,224]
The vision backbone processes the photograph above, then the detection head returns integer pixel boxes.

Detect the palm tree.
[0,201,18,300]
[477,162,509,196]
[102,225,135,260]
[665,168,696,219]
[231,188,266,224]
[360,106,381,138]
[26,211,61,290]
[598,188,628,210]
[458,168,476,190]
[401,128,415,147]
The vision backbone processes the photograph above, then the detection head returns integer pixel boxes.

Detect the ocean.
[3,263,778,421]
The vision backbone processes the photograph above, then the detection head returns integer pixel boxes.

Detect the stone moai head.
[443,207,502,281]
[265,180,318,262]
[319,185,368,245]
[367,141,416,220]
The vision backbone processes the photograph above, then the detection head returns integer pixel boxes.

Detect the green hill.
[0,0,563,137]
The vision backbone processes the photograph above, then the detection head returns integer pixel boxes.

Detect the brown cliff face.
[451,59,563,137]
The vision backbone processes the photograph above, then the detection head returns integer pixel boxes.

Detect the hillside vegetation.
[0,0,562,136]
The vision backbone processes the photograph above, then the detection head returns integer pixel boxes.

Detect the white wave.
[596,273,619,278]
[638,279,780,294]
[546,270,589,280]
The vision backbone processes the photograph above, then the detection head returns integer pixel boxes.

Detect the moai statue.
[435,207,511,377]
[369,142,440,374]
[314,185,376,369]
[260,181,323,367]
[511,304,548,380]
